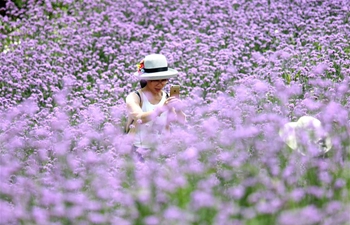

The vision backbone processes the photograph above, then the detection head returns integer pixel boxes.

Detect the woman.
[125,54,186,161]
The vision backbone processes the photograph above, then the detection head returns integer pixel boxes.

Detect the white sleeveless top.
[133,91,168,148]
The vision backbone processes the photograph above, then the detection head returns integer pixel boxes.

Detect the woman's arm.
[126,92,165,124]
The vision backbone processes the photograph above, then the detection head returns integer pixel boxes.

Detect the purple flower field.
[1,0,350,224]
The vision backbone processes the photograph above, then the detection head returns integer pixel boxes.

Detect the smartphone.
[170,85,180,98]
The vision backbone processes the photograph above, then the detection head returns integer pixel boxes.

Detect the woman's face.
[147,79,168,94]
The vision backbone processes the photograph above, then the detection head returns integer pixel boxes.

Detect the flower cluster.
[137,59,145,74]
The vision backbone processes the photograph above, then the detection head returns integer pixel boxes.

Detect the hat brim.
[133,68,178,80]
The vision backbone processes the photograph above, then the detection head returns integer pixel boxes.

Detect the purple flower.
[144,216,159,225]
[312,63,328,75]
[191,190,215,209]
[163,206,183,220]
[289,188,305,202]
[278,205,323,225]
[32,206,49,224]
[88,212,106,224]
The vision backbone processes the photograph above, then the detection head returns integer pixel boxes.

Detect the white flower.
[279,116,332,156]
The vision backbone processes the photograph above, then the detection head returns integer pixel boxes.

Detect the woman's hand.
[164,97,187,124]
[164,97,184,111]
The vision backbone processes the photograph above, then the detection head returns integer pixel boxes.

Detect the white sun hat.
[279,115,332,156]
[134,54,178,80]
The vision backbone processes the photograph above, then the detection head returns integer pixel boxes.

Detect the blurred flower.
[163,206,183,220]
[144,216,159,225]
[191,190,215,209]
[279,116,332,155]
[312,63,328,75]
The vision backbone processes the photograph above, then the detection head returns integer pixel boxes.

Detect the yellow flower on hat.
[137,59,145,74]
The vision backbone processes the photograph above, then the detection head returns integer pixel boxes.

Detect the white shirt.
[133,91,168,148]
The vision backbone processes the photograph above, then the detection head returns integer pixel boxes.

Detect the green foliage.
[13,0,24,8]
[168,184,195,209]
[134,201,154,225]
[246,214,277,225]
[194,207,217,225]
